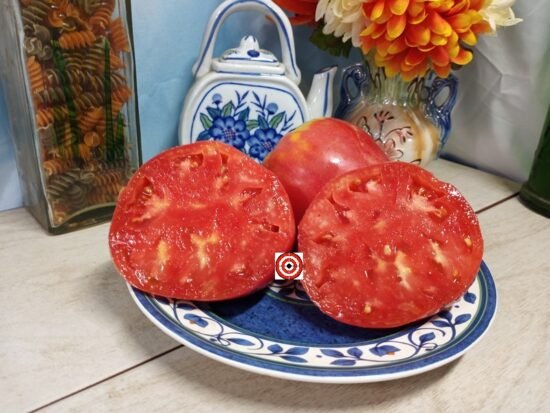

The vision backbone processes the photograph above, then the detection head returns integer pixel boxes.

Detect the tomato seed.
[394,251,412,289]
[328,196,350,224]
[190,233,219,269]
[429,240,447,266]
[314,232,336,246]
[240,188,263,208]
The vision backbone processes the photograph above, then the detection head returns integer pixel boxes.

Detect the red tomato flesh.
[298,162,483,328]
[109,141,295,301]
[263,118,388,223]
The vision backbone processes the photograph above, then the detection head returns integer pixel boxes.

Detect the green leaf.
[237,107,250,121]
[222,101,234,117]
[309,23,352,58]
[246,120,258,130]
[197,130,210,140]
[200,113,213,129]
[258,116,269,130]
[207,107,221,119]
[269,112,285,129]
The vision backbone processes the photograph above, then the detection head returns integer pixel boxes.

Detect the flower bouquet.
[275,0,522,80]
[273,0,522,165]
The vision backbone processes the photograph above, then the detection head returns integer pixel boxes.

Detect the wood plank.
[0,159,520,412]
[426,159,519,211]
[36,200,550,411]
[0,210,177,413]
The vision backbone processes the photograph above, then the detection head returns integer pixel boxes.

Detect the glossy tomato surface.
[299,162,483,328]
[109,141,295,301]
[263,118,388,223]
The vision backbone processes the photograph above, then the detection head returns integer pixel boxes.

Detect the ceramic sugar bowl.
[179,0,336,162]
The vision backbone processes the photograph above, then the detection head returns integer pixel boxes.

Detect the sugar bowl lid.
[212,35,285,76]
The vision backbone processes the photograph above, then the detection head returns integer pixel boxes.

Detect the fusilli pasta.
[74,0,102,15]
[89,0,114,32]
[109,18,129,52]
[20,0,135,225]
[24,36,53,61]
[35,105,69,127]
[43,158,71,176]
[27,56,45,92]
[79,107,103,131]
[21,0,50,27]
[58,30,96,49]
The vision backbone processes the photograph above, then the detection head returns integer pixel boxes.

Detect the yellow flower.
[316,0,370,47]
[360,0,493,80]
[479,0,522,33]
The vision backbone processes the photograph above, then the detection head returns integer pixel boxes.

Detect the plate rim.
[128,261,497,383]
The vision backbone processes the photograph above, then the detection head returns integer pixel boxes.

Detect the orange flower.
[273,0,320,25]
[360,0,492,80]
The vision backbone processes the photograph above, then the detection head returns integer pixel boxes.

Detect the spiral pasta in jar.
[0,0,139,233]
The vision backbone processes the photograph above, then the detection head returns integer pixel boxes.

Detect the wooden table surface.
[1,159,549,413]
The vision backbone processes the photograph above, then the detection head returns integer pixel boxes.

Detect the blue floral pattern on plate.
[129,261,496,383]
[196,91,296,161]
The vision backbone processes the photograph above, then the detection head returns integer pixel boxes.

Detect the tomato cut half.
[298,162,483,328]
[109,141,295,301]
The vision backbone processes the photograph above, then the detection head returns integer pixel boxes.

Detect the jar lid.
[213,36,285,75]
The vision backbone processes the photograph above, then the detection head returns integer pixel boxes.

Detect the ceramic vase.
[335,62,458,166]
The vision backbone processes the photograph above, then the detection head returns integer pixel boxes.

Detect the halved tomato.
[298,162,483,328]
[109,141,295,301]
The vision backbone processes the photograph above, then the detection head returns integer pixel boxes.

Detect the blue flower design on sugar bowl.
[197,91,293,161]
[248,128,282,160]
[206,93,251,151]
[178,0,337,162]
[208,116,249,150]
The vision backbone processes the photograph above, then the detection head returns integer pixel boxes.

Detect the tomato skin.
[298,162,483,328]
[263,118,388,223]
[109,141,295,301]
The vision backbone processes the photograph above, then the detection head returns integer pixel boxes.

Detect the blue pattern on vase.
[197,91,296,161]
[334,62,458,165]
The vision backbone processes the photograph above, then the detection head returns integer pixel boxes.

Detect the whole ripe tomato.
[263,118,388,222]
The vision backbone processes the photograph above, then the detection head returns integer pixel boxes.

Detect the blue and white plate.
[129,261,496,383]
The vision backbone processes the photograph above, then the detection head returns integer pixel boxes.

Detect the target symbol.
[275,252,304,280]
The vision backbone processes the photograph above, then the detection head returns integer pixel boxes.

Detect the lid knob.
[239,36,260,58]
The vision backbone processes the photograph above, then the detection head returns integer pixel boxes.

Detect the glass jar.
[0,0,140,233]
